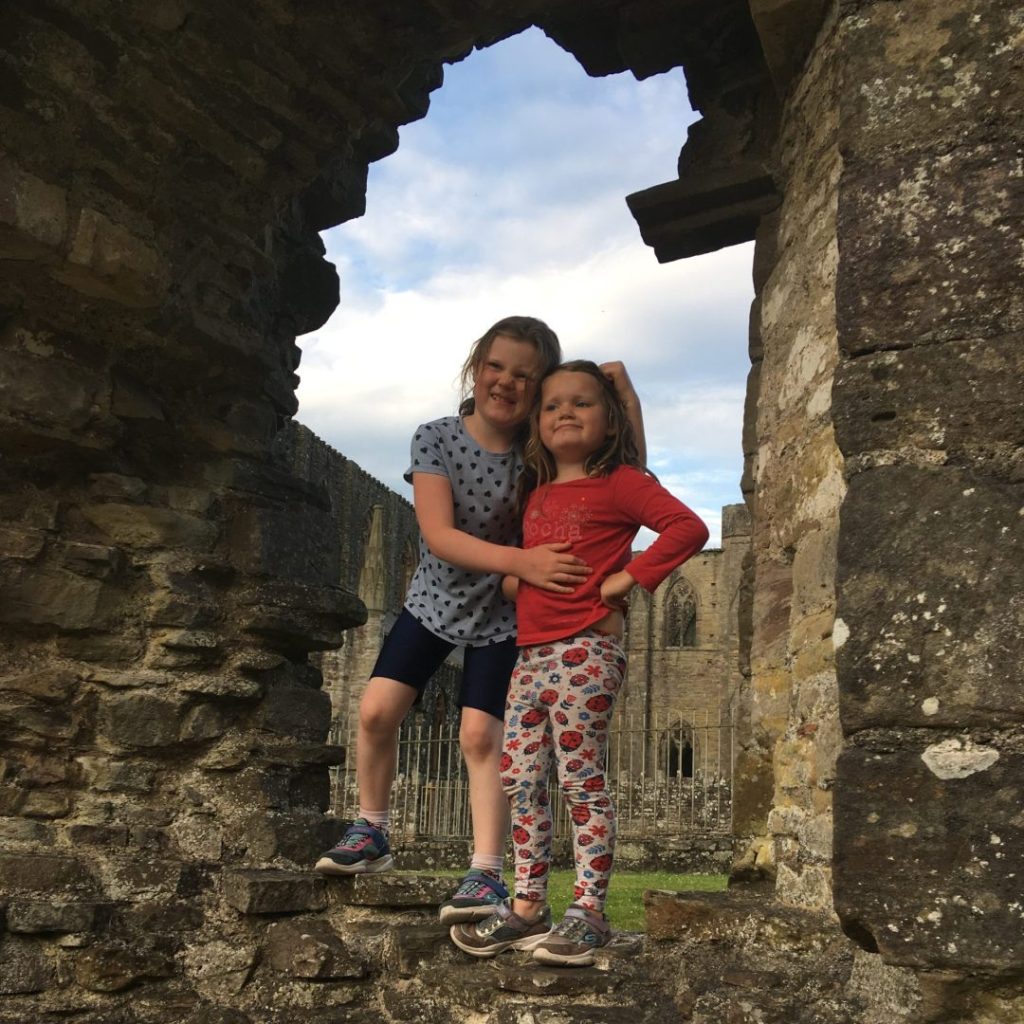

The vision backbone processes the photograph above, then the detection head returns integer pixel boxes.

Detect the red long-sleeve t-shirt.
[515,464,709,646]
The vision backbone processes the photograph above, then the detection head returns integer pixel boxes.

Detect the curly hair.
[517,359,644,512]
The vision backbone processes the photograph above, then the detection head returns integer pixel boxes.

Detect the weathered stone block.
[839,0,1023,159]
[0,350,104,433]
[0,566,108,631]
[96,858,183,901]
[238,580,364,652]
[837,141,1024,355]
[0,525,46,559]
[223,869,326,914]
[326,871,451,908]
[0,854,94,893]
[179,673,262,700]
[265,917,367,979]
[180,702,232,742]
[730,746,774,836]
[61,541,122,578]
[494,960,624,996]
[835,738,1023,973]
[6,900,98,933]
[834,333,1024,475]
[0,667,77,702]
[81,502,219,551]
[169,814,223,861]
[837,467,1024,730]
[0,815,55,848]
[21,788,71,818]
[66,823,130,847]
[97,691,185,749]
[254,682,332,742]
[57,207,170,308]
[388,921,459,978]
[0,155,67,254]
[73,940,174,992]
[749,560,793,664]
[84,758,157,793]
[182,938,258,1001]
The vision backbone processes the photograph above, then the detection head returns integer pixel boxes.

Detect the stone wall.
[830,0,1024,988]
[739,4,845,911]
[2,0,1022,1020]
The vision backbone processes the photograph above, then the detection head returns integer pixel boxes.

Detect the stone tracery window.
[662,729,694,779]
[664,578,698,648]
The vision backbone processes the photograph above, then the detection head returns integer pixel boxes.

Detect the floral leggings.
[499,630,626,913]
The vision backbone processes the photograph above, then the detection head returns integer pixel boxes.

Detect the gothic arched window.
[664,579,698,648]
[662,730,694,779]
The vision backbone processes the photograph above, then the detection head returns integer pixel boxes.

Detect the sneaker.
[449,900,552,958]
[532,904,611,966]
[314,818,394,875]
[438,870,509,925]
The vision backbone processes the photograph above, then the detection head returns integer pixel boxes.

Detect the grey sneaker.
[532,903,611,966]
[449,900,551,958]
[439,869,509,924]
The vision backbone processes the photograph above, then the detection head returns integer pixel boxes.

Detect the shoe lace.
[335,820,382,852]
[552,915,593,942]
[477,902,514,936]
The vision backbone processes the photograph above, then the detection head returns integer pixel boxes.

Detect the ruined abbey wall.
[742,3,845,912]
[623,503,750,748]
[1,0,1022,1020]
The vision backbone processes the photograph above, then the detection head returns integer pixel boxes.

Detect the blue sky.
[295,27,753,547]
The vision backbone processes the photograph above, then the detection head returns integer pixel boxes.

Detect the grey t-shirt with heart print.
[403,416,521,646]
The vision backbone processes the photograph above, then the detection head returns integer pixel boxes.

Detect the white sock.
[470,854,504,879]
[359,808,390,834]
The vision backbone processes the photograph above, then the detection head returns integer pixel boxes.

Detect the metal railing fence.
[330,707,733,840]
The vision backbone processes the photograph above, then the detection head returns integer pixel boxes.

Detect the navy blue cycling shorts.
[370,608,518,721]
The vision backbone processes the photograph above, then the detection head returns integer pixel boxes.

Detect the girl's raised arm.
[413,473,591,594]
[599,361,647,466]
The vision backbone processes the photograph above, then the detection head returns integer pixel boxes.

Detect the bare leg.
[459,707,509,860]
[356,676,418,811]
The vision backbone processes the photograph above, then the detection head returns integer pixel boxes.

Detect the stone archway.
[2,1,1022,1019]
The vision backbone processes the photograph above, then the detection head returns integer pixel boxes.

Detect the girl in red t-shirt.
[451,360,708,966]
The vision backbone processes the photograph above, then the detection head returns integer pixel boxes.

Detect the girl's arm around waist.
[413,473,592,594]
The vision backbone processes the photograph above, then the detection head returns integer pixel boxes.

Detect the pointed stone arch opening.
[3,0,1019,1016]
[664,576,700,649]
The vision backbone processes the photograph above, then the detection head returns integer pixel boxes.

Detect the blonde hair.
[457,316,562,417]
[517,360,644,511]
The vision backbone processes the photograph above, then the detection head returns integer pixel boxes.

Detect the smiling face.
[538,370,611,468]
[470,334,543,435]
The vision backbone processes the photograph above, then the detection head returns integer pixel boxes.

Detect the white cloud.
[295,27,752,550]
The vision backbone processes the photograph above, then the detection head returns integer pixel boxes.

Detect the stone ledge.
[222,869,326,914]
[644,888,838,949]
[324,871,452,908]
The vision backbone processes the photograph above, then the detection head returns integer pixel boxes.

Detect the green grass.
[546,870,727,931]
[424,869,727,932]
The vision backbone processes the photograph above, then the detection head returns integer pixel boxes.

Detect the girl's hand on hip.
[517,543,591,593]
[600,570,637,610]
